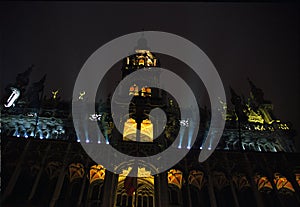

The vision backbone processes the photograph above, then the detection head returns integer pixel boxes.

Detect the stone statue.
[15,65,34,92]
[2,65,34,107]
[247,78,269,106]
[247,78,276,124]
[230,87,248,123]
[26,75,47,108]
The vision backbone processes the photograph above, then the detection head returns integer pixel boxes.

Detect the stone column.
[102,171,119,207]
[28,144,51,201]
[182,173,192,207]
[2,139,32,202]
[49,143,72,207]
[282,154,300,204]
[228,175,240,207]
[156,172,169,207]
[262,155,285,207]
[284,171,300,204]
[224,154,240,207]
[205,162,217,207]
[77,160,90,206]
[154,174,161,207]
[243,153,265,207]
[183,158,192,207]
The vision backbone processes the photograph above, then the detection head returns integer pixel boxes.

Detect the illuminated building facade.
[1,50,300,207]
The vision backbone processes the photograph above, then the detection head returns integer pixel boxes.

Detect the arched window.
[87,164,106,205]
[188,170,205,190]
[254,173,273,193]
[168,169,183,205]
[123,118,153,142]
[68,163,84,182]
[89,164,105,184]
[115,170,154,207]
[168,169,183,189]
[273,172,295,194]
[122,194,128,206]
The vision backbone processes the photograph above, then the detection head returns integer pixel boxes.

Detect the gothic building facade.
[1,50,300,207]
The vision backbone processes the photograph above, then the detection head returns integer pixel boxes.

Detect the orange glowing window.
[274,173,295,192]
[138,59,145,65]
[188,170,205,190]
[254,174,273,192]
[168,169,183,189]
[69,163,85,182]
[89,164,105,184]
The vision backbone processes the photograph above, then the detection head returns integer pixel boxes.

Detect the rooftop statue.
[230,87,248,123]
[2,65,34,108]
[247,78,271,106]
[26,75,47,108]
[15,65,34,91]
[247,78,277,124]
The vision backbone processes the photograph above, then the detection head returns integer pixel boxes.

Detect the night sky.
[1,2,299,150]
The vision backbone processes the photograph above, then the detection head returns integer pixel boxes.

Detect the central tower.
[117,49,166,143]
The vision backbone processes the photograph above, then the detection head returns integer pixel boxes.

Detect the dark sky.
[1,2,299,150]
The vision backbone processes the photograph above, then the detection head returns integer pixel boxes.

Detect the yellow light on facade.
[140,119,153,142]
[123,118,137,141]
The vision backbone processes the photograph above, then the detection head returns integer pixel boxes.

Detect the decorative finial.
[134,30,149,51]
[52,89,59,99]
[79,91,86,100]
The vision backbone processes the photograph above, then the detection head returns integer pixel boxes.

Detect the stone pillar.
[284,171,300,204]
[49,143,72,207]
[224,154,240,207]
[183,172,192,207]
[228,175,240,207]
[243,153,265,207]
[2,139,31,202]
[77,160,90,206]
[155,172,169,207]
[102,171,119,207]
[205,162,217,207]
[183,157,192,207]
[262,155,285,207]
[154,174,161,207]
[282,154,300,204]
[28,144,51,201]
